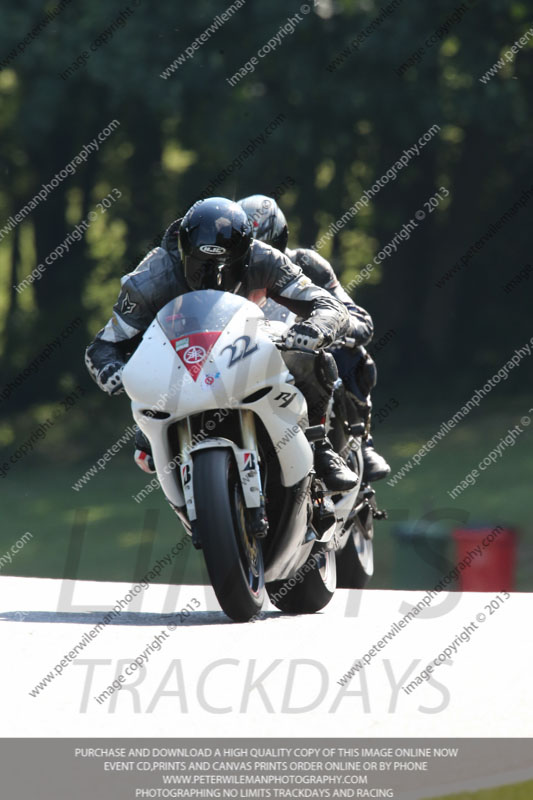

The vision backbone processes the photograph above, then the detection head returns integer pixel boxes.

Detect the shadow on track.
[0,609,288,626]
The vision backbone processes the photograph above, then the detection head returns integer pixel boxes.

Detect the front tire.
[193,449,265,622]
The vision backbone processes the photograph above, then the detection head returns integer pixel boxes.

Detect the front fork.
[177,411,268,536]
[176,410,258,458]
[239,410,268,537]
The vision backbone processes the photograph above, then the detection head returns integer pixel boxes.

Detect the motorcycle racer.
[85,197,375,491]
[237,194,390,482]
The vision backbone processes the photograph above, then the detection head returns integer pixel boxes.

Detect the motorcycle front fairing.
[122,290,314,511]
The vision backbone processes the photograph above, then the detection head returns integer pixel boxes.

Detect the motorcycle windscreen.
[156,289,248,381]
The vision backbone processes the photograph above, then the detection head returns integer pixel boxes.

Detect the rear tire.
[193,449,265,622]
[267,548,336,614]
[336,507,374,589]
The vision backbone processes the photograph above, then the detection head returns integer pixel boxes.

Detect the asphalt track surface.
[2,576,532,741]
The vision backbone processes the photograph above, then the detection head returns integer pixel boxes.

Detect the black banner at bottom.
[1,739,532,800]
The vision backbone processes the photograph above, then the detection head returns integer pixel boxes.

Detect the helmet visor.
[183,255,223,290]
[184,254,244,292]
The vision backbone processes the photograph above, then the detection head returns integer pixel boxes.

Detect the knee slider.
[281,350,316,383]
[355,353,377,397]
[315,351,338,393]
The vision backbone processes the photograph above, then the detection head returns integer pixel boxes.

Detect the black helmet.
[179,197,252,292]
[237,194,289,252]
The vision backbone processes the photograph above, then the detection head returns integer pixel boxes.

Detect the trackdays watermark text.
[72,656,450,714]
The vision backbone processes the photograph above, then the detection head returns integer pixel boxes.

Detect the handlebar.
[336,336,357,349]
[272,335,359,352]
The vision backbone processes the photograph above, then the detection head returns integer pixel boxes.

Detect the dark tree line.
[0,0,531,425]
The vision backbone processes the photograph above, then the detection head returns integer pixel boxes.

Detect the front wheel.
[267,548,337,614]
[193,449,265,622]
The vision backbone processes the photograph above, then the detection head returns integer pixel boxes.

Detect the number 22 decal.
[221,335,258,367]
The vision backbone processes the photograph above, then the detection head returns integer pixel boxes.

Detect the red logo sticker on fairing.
[171,332,221,381]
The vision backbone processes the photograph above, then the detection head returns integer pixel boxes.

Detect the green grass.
[1,398,531,590]
[373,397,533,590]
[0,454,207,586]
[423,778,533,799]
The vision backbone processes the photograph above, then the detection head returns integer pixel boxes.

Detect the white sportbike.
[123,290,383,622]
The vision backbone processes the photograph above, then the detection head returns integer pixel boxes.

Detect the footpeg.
[305,424,326,442]
[365,489,387,520]
[361,485,387,520]
[312,494,337,538]
[349,422,366,437]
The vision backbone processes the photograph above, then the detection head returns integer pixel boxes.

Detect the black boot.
[314,439,358,492]
[362,437,390,482]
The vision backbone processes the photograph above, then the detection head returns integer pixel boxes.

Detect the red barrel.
[452,525,517,591]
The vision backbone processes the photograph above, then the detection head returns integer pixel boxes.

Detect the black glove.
[97,361,124,395]
[284,321,325,351]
